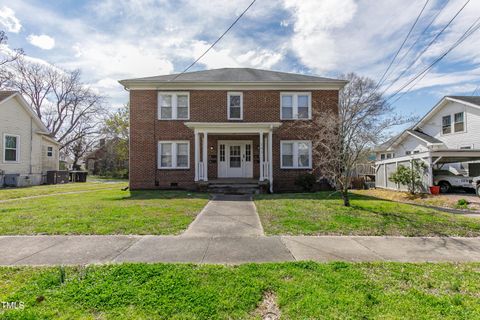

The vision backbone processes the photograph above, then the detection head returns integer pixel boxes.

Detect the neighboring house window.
[386,153,392,159]
[227,92,243,120]
[280,141,312,169]
[158,141,189,169]
[158,92,189,120]
[413,150,420,154]
[460,145,472,150]
[3,134,19,162]
[47,146,53,157]
[280,93,311,120]
[442,115,451,134]
[406,151,411,155]
[454,112,464,132]
[380,154,385,160]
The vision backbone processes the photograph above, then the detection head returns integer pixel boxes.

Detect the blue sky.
[0,0,479,133]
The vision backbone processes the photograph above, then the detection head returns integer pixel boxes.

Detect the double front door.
[218,140,253,178]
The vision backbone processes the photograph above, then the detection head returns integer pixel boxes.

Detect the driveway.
[182,194,264,237]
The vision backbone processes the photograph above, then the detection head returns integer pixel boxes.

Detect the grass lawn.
[0,262,479,319]
[255,192,480,236]
[0,184,209,235]
[0,181,127,201]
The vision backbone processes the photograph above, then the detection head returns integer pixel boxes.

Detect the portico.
[185,122,281,192]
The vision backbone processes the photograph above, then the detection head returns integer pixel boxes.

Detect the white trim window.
[227,92,243,120]
[158,92,190,120]
[158,141,190,169]
[3,134,19,163]
[280,92,312,120]
[280,140,312,169]
[47,146,53,157]
[442,115,451,134]
[454,112,464,133]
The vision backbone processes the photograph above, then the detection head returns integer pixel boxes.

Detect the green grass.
[0,181,127,201]
[0,186,209,235]
[255,192,480,236]
[0,262,479,319]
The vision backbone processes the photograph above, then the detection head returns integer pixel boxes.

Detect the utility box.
[46,171,70,185]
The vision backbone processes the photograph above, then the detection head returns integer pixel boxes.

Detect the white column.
[268,130,273,192]
[194,130,199,181]
[259,131,264,181]
[202,131,208,181]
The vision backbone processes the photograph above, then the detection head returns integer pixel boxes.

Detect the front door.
[218,141,253,178]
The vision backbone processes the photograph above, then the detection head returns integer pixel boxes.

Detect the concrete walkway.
[183,194,264,237]
[1,235,480,265]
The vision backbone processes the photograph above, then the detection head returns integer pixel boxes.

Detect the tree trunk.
[341,189,351,207]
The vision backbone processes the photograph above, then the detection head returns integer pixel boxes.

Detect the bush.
[456,199,469,209]
[389,160,427,194]
[295,173,317,192]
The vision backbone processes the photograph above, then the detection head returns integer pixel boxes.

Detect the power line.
[170,0,257,82]
[374,0,430,90]
[471,84,480,95]
[387,16,480,105]
[380,0,471,96]
[383,0,450,85]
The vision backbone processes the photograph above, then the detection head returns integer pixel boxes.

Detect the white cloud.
[0,6,21,33]
[27,34,55,50]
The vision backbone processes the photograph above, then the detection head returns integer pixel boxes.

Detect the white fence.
[375,159,432,193]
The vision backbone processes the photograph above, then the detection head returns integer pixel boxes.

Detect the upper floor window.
[281,140,312,169]
[454,112,464,132]
[280,92,311,120]
[158,141,189,169]
[158,92,189,120]
[442,115,451,134]
[227,92,243,120]
[3,134,19,162]
[47,146,53,157]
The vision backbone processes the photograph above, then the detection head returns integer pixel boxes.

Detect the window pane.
[160,143,172,167]
[160,95,172,119]
[282,143,293,167]
[5,136,17,149]
[230,106,241,119]
[5,149,16,161]
[220,144,225,162]
[454,112,464,123]
[298,142,310,167]
[298,95,308,108]
[442,115,451,134]
[282,155,293,167]
[161,95,172,107]
[298,107,309,119]
[454,112,464,132]
[282,107,293,119]
[229,95,241,107]
[177,155,188,167]
[455,122,464,132]
[161,107,172,119]
[177,95,189,119]
[245,144,251,162]
[230,145,241,168]
[282,95,293,107]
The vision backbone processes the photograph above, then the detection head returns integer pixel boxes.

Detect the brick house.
[119,68,346,192]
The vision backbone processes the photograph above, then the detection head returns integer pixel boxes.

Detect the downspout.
[29,118,33,174]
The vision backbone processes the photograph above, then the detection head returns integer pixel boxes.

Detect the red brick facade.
[129,89,339,191]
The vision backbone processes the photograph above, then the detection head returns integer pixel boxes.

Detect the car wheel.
[439,181,451,193]
[477,185,480,197]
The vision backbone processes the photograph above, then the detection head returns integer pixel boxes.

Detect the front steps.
[197,179,268,194]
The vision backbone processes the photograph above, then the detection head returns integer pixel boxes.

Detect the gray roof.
[0,91,17,103]
[447,96,480,107]
[406,129,443,144]
[120,68,346,84]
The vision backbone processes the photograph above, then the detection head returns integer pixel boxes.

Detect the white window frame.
[157,92,190,120]
[157,141,190,169]
[280,92,312,120]
[280,140,312,169]
[441,111,466,135]
[454,111,465,133]
[3,133,20,163]
[227,92,243,120]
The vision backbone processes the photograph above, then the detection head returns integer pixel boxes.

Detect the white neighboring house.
[0,91,61,187]
[375,96,480,192]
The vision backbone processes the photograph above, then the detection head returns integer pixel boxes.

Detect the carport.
[375,149,480,192]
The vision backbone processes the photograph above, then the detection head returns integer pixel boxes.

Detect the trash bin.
[429,186,440,195]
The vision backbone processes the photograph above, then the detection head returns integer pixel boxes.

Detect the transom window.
[47,146,53,157]
[280,92,311,120]
[158,92,189,120]
[281,141,312,169]
[227,92,243,120]
[3,134,19,162]
[158,141,189,169]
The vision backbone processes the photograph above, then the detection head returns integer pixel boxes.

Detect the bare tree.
[0,30,24,87]
[6,58,104,150]
[302,73,413,206]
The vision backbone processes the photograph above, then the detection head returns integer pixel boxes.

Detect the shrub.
[389,160,427,194]
[456,199,469,209]
[295,173,317,192]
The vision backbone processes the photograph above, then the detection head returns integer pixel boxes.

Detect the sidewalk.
[1,235,480,265]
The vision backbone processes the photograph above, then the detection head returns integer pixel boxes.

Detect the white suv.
[433,170,474,193]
